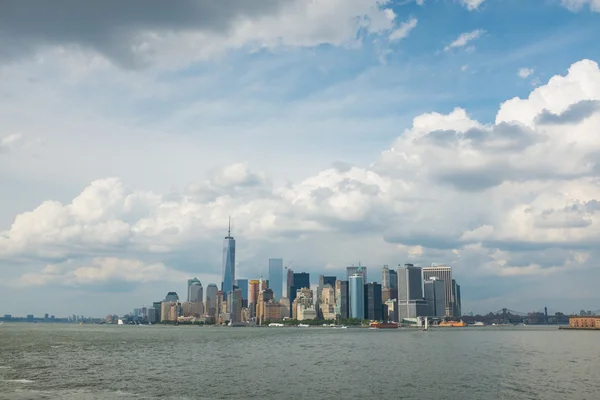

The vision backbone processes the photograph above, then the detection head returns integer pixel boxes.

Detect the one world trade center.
[221,218,236,298]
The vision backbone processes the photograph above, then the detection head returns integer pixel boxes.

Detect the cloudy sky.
[2,0,600,317]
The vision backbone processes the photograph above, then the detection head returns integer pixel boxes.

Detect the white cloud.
[18,258,189,287]
[444,29,485,51]
[460,0,486,11]
[0,133,23,154]
[561,0,600,12]
[5,59,600,292]
[389,18,418,41]
[518,67,535,79]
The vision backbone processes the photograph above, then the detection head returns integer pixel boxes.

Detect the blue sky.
[1,0,600,316]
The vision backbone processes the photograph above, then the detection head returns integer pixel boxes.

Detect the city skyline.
[2,1,600,317]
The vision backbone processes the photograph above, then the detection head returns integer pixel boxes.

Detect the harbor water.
[0,324,598,399]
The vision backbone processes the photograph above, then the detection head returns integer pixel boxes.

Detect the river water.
[0,324,598,399]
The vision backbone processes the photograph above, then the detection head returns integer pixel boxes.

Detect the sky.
[1,0,600,317]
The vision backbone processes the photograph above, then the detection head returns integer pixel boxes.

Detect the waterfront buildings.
[452,279,462,317]
[221,219,236,298]
[422,265,453,317]
[256,288,274,324]
[205,284,218,318]
[181,301,204,318]
[187,278,203,303]
[349,273,364,320]
[228,288,242,323]
[424,278,446,317]
[234,279,249,302]
[364,282,383,321]
[568,316,600,329]
[293,288,317,321]
[289,272,310,313]
[248,279,260,318]
[160,301,178,322]
[268,258,284,300]
[335,280,349,319]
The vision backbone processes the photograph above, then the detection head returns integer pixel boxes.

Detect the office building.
[289,272,310,312]
[349,273,365,320]
[382,265,391,289]
[319,275,337,287]
[293,288,317,321]
[181,301,204,318]
[397,264,428,320]
[248,279,260,318]
[164,292,179,302]
[346,265,367,283]
[187,278,203,303]
[452,279,462,317]
[424,278,446,317]
[285,267,294,298]
[268,258,284,300]
[205,284,218,318]
[160,301,179,322]
[335,280,349,319]
[319,285,336,320]
[384,299,397,322]
[364,282,383,321]
[221,218,236,298]
[229,288,242,323]
[422,265,453,316]
[235,279,249,301]
[256,288,274,324]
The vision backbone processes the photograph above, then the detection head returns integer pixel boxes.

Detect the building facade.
[335,280,349,319]
[268,258,284,300]
[319,285,337,320]
[205,284,218,318]
[349,273,365,320]
[397,264,428,320]
[346,265,367,283]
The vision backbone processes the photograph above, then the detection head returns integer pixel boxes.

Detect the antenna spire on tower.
[228,215,231,237]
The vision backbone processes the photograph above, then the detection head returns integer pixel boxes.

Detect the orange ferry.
[369,321,399,329]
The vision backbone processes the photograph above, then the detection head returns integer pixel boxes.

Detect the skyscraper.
[234,279,249,301]
[285,267,294,298]
[335,280,349,319]
[389,269,398,289]
[248,279,260,318]
[382,265,390,289]
[422,265,453,316]
[452,279,462,317]
[319,275,337,287]
[205,283,218,318]
[221,218,236,298]
[187,278,203,303]
[290,272,310,305]
[349,273,364,320]
[268,258,284,300]
[424,278,446,317]
[397,264,428,320]
[346,265,367,282]
[364,282,383,321]
[164,292,179,302]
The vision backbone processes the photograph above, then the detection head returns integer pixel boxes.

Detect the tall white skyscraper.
[221,218,236,298]
[268,258,283,300]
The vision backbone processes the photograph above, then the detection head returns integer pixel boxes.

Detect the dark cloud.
[434,166,507,191]
[482,238,600,252]
[0,0,289,66]
[535,100,600,125]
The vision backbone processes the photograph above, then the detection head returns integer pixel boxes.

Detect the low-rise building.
[569,316,600,329]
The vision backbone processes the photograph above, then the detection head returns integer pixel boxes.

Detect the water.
[0,324,598,399]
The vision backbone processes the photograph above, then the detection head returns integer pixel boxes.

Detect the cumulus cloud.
[444,29,485,51]
[0,0,397,67]
[4,59,600,285]
[460,0,486,11]
[561,0,600,12]
[518,67,534,78]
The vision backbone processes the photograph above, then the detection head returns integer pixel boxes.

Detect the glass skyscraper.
[349,273,364,320]
[206,283,218,318]
[234,279,249,301]
[187,278,203,303]
[221,220,236,298]
[268,258,283,300]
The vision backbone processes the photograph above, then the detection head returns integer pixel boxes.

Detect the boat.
[369,321,399,329]
[297,324,310,328]
[268,323,284,327]
[117,319,124,326]
[423,317,428,331]
[470,321,485,326]
[438,320,467,327]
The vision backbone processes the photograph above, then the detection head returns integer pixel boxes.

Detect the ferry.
[470,321,485,326]
[369,321,399,329]
[438,320,467,327]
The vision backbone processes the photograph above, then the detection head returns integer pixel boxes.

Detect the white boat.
[297,324,310,328]
[472,321,485,326]
[423,317,429,331]
[117,319,124,325]
[268,323,284,327]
